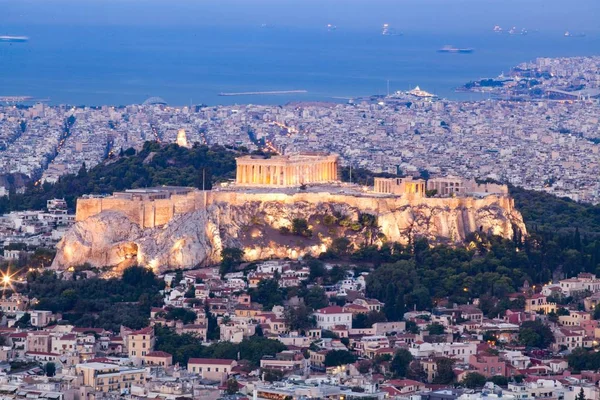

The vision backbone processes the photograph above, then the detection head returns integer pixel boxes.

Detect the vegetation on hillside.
[0,142,240,213]
[155,326,286,365]
[510,185,600,235]
[25,266,163,331]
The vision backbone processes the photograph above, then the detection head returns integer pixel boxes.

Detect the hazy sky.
[2,0,599,33]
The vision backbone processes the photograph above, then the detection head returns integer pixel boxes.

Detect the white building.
[313,306,352,330]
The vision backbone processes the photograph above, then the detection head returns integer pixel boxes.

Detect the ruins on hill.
[235,153,339,186]
[55,153,526,272]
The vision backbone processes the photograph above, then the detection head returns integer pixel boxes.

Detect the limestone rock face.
[52,211,143,269]
[52,195,527,273]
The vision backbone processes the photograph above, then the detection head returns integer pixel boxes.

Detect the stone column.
[268,166,273,185]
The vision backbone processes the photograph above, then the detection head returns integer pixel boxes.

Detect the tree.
[488,375,508,386]
[353,311,387,329]
[593,304,600,320]
[433,358,455,384]
[575,388,586,400]
[462,372,486,388]
[308,260,326,282]
[261,368,284,382]
[220,247,244,276]
[326,266,346,285]
[285,304,315,331]
[427,322,445,335]
[184,287,196,298]
[45,362,56,377]
[291,218,312,237]
[304,286,328,310]
[390,349,413,378]
[226,378,239,395]
[518,320,554,348]
[331,237,352,256]
[205,304,219,341]
[324,350,357,367]
[251,279,283,310]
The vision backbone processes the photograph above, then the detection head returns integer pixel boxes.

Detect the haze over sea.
[1,0,599,106]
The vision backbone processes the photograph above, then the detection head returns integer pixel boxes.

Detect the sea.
[1,0,599,106]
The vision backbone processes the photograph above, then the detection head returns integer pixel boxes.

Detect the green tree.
[488,376,509,386]
[184,287,196,298]
[433,358,455,384]
[45,362,56,377]
[390,349,413,378]
[324,350,357,367]
[331,237,352,256]
[575,388,586,400]
[284,304,315,331]
[462,372,486,388]
[251,279,283,310]
[291,218,312,237]
[593,304,600,320]
[518,320,554,348]
[226,378,239,395]
[220,247,244,276]
[427,322,445,335]
[308,260,326,282]
[304,286,328,310]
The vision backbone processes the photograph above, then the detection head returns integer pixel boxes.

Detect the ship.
[565,31,586,38]
[382,23,402,36]
[327,24,337,31]
[0,36,29,43]
[437,45,474,54]
[493,25,503,33]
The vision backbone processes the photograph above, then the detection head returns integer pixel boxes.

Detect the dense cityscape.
[2,57,600,204]
[1,28,600,400]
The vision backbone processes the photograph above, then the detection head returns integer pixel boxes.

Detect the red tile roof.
[315,306,349,314]
[188,358,235,365]
[145,351,172,358]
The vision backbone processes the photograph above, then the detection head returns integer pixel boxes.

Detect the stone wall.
[76,192,208,229]
[57,188,526,273]
[77,190,517,234]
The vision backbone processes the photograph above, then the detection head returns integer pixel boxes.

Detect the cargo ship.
[437,45,473,54]
[0,36,29,43]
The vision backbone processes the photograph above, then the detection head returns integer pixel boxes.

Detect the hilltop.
[0,142,239,213]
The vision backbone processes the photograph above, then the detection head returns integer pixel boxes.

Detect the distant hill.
[0,142,240,213]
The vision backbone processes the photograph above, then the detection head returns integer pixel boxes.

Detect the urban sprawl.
[0,56,598,400]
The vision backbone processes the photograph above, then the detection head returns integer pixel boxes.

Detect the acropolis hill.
[52,153,526,272]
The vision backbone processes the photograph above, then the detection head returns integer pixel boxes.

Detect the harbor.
[218,90,307,96]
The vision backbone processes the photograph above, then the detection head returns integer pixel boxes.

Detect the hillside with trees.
[0,142,240,213]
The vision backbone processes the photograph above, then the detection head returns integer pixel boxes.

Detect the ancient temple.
[235,153,339,186]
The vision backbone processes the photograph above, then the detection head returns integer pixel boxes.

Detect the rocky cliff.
[52,193,526,273]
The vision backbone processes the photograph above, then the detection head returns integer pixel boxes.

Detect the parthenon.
[235,153,339,186]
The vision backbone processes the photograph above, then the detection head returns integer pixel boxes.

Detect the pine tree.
[575,388,586,400]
